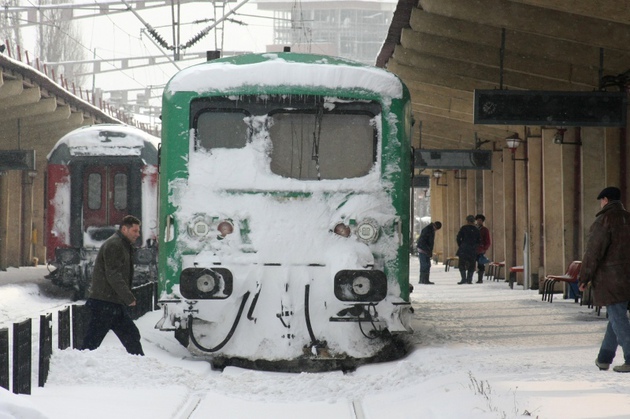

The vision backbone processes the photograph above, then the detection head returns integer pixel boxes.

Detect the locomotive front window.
[269,112,375,180]
[113,173,127,210]
[87,173,102,210]
[195,110,249,151]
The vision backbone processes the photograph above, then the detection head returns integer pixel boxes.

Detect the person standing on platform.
[456,215,480,284]
[579,186,630,373]
[416,221,442,284]
[475,214,492,283]
[81,215,145,356]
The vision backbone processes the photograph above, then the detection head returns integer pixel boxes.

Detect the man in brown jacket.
[81,215,144,355]
[579,187,630,373]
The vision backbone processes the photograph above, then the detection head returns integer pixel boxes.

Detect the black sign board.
[412,175,430,188]
[414,149,492,170]
[474,90,627,127]
[0,150,36,171]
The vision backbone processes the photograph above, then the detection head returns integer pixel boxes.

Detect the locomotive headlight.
[356,218,379,243]
[217,220,234,237]
[196,273,216,293]
[334,270,387,302]
[333,222,351,238]
[188,219,210,237]
[180,267,233,299]
[352,276,371,295]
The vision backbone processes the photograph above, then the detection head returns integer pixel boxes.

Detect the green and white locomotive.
[155,52,413,371]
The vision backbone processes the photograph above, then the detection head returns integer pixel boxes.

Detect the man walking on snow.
[579,187,630,373]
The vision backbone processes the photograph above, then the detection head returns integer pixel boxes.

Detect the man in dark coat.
[579,187,630,373]
[81,215,145,355]
[417,221,442,284]
[456,215,481,284]
[475,214,492,283]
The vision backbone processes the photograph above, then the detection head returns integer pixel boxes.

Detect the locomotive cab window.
[269,111,376,180]
[191,96,379,179]
[194,110,249,151]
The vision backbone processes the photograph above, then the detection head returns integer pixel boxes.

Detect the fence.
[0,282,157,395]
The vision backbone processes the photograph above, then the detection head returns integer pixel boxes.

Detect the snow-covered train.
[156,52,414,371]
[45,124,160,300]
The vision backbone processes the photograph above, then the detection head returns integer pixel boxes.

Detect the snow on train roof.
[166,53,404,100]
[47,124,160,159]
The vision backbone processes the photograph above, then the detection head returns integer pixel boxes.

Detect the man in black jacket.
[417,221,442,284]
[81,215,144,355]
[456,215,481,284]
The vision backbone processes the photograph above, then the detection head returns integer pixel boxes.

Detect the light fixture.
[433,169,448,186]
[505,133,527,162]
[553,128,581,145]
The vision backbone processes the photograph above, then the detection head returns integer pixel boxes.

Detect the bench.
[542,261,582,303]
[445,257,459,271]
[433,252,443,265]
[486,261,505,281]
[508,265,524,289]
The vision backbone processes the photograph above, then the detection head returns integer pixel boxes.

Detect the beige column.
[560,128,581,265]
[581,127,606,250]
[527,134,543,289]
[503,147,516,271]
[492,146,505,264]
[20,171,35,266]
[483,163,494,261]
[447,171,461,258]
[430,176,446,261]
[0,171,8,270]
[542,128,564,277]
[514,135,529,285]
[7,171,22,267]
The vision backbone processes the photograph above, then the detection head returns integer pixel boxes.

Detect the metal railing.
[0,281,158,394]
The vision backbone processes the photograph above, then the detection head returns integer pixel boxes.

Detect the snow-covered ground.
[1,260,629,419]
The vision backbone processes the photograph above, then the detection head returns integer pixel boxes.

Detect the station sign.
[474,90,627,127]
[0,150,36,171]
[414,149,492,170]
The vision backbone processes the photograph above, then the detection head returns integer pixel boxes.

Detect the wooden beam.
[418,0,630,53]
[0,98,57,123]
[0,87,40,109]
[508,0,630,26]
[409,9,630,76]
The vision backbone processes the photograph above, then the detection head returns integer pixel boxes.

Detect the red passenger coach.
[45,124,160,299]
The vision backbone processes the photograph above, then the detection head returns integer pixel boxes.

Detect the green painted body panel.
[159,52,412,300]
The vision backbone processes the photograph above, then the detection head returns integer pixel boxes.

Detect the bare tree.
[36,0,87,86]
[0,0,24,51]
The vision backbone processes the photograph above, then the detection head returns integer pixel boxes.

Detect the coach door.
[83,165,129,230]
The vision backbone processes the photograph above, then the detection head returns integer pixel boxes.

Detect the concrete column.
[514,136,529,285]
[0,172,8,270]
[527,135,543,289]
[581,127,606,250]
[7,171,21,267]
[447,171,461,257]
[20,171,35,266]
[503,147,516,271]
[492,147,505,264]
[561,128,581,265]
[542,128,564,277]
[483,162,494,261]
[466,169,476,216]
[430,176,446,261]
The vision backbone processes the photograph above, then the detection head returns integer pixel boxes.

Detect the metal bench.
[542,261,582,303]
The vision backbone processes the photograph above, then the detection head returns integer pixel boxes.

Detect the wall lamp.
[553,128,581,145]
[505,133,527,161]
[433,169,448,186]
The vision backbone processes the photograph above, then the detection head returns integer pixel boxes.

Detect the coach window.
[194,110,249,151]
[87,173,102,209]
[269,112,376,180]
[113,173,127,210]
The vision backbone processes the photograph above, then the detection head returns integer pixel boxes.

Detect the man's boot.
[476,271,483,284]
[420,272,434,285]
